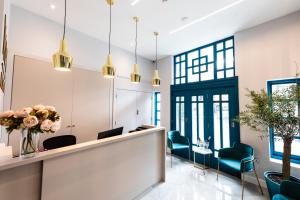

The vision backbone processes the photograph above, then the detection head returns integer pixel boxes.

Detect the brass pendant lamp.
[130,16,141,84]
[102,0,115,79]
[152,32,161,87]
[52,0,73,71]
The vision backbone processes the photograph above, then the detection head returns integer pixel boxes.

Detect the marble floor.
[140,155,269,200]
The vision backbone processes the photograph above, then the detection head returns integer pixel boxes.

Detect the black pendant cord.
[135,20,138,64]
[155,34,158,70]
[63,0,67,40]
[108,3,112,55]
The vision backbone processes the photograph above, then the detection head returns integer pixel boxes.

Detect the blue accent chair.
[167,130,190,167]
[217,143,263,199]
[272,180,300,200]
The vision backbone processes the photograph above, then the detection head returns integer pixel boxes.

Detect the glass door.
[171,86,239,167]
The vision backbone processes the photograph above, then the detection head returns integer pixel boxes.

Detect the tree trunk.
[282,138,292,180]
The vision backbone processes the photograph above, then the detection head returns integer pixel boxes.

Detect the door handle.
[66,125,76,128]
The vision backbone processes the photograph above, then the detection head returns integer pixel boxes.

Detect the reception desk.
[0,127,166,200]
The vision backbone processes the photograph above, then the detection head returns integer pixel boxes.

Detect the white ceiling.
[10,0,300,60]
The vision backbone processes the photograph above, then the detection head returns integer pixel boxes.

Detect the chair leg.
[253,165,263,195]
[242,172,245,200]
[217,159,220,181]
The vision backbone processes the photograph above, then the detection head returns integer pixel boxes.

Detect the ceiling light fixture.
[52,0,73,71]
[130,16,141,84]
[152,32,160,87]
[131,0,140,6]
[50,4,56,10]
[169,0,246,35]
[102,0,116,79]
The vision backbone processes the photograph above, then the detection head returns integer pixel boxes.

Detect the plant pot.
[264,171,300,198]
[20,129,39,158]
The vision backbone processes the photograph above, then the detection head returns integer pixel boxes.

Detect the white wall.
[156,56,172,132]
[235,11,300,179]
[1,5,155,144]
[5,5,154,109]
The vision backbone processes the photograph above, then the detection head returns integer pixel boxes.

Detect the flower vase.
[20,129,39,158]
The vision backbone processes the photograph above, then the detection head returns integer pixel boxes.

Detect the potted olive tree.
[238,82,300,198]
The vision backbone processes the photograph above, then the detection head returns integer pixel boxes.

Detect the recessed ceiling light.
[169,0,246,35]
[131,0,140,6]
[50,4,56,10]
[181,17,189,22]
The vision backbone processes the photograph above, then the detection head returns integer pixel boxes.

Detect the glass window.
[174,37,235,84]
[175,96,185,136]
[154,92,161,126]
[213,94,231,157]
[267,79,300,164]
[191,96,204,145]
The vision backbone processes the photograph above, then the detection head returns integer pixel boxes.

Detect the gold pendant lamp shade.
[131,16,141,84]
[152,32,161,87]
[102,0,116,78]
[52,0,73,71]
[152,69,161,87]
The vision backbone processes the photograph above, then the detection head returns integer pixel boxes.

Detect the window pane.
[200,46,214,62]
[226,69,234,78]
[192,102,197,144]
[187,67,199,83]
[214,103,221,150]
[213,95,220,101]
[225,39,233,48]
[181,102,185,136]
[225,49,234,68]
[201,63,214,81]
[222,103,230,148]
[217,71,224,79]
[187,50,198,67]
[217,43,223,51]
[181,63,186,76]
[175,64,180,77]
[199,103,204,142]
[217,52,224,70]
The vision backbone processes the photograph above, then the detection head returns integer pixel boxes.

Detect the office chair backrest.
[97,127,123,140]
[43,135,76,150]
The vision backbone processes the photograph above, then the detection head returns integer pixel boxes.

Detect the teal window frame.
[173,36,235,85]
[154,92,161,126]
[267,78,300,164]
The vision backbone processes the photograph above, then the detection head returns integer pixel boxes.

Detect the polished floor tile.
[140,156,269,200]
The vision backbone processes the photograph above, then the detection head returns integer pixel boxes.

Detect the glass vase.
[20,129,39,158]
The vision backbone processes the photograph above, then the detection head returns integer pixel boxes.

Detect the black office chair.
[43,135,76,150]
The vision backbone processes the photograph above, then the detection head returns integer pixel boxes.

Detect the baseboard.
[244,174,267,188]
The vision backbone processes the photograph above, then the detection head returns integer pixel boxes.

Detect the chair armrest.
[280,180,300,199]
[241,156,255,172]
[218,148,235,158]
[167,138,173,150]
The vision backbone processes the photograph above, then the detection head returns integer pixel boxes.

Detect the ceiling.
[11,0,300,60]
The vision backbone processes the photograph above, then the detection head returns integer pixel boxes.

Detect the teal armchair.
[273,180,300,200]
[217,143,263,199]
[167,130,190,167]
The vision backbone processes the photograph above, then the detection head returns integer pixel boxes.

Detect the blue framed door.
[171,78,240,168]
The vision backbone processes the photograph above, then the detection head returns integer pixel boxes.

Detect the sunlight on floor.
[140,155,268,200]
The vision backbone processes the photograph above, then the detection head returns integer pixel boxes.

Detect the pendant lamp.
[152,32,161,87]
[53,0,73,71]
[102,0,115,79]
[130,16,141,84]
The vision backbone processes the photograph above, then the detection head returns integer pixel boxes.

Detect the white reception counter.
[0,127,166,200]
